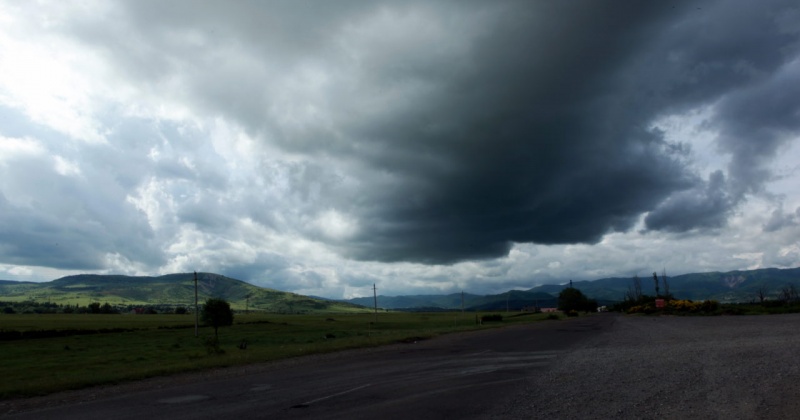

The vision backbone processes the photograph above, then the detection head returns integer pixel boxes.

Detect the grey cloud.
[763,206,799,232]
[35,0,800,265]
[713,59,800,199]
[644,170,732,232]
[0,155,163,269]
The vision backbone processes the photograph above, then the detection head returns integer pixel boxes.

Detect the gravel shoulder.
[497,313,800,419]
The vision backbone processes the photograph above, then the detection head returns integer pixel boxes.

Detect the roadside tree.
[558,287,597,313]
[201,298,234,338]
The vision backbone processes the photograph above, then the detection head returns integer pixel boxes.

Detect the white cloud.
[53,156,81,176]
[312,209,360,241]
[0,4,110,143]
[0,136,45,161]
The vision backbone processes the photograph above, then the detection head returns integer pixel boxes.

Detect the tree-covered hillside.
[0,273,368,314]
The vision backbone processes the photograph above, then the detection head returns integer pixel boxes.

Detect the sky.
[0,0,799,299]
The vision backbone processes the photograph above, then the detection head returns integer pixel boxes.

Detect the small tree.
[626,274,643,302]
[201,298,234,338]
[756,285,769,304]
[653,272,660,297]
[558,287,597,313]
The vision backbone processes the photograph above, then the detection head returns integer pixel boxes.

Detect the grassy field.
[0,311,554,399]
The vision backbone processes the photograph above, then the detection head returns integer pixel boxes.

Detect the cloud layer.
[0,0,799,297]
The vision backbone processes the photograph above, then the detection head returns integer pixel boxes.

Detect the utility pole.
[461,291,464,315]
[194,271,199,337]
[506,291,510,313]
[373,284,378,324]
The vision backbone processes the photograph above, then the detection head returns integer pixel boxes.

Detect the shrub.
[100,303,117,314]
[663,299,719,314]
[481,314,503,322]
[545,313,560,320]
[566,310,579,317]
[203,336,224,355]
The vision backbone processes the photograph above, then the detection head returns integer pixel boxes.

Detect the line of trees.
[757,284,800,305]
[0,301,191,315]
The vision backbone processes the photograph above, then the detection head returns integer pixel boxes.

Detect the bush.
[545,313,560,320]
[627,299,721,315]
[203,336,225,355]
[100,303,117,314]
[663,299,719,314]
[481,314,503,322]
[566,310,579,317]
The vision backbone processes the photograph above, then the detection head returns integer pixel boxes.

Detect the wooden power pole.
[194,271,199,337]
[373,283,378,323]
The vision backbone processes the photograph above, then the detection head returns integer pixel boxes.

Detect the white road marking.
[158,395,210,404]
[297,383,372,407]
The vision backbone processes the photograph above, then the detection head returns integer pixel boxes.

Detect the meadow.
[0,311,551,399]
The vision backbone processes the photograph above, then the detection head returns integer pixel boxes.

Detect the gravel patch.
[497,314,800,419]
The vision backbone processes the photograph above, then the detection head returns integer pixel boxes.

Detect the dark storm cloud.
[644,170,732,232]
[639,0,800,231]
[713,59,800,198]
[58,0,800,264]
[763,206,800,233]
[328,0,712,262]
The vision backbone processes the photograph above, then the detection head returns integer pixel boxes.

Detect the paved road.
[5,314,616,419]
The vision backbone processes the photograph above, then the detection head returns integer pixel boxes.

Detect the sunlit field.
[0,311,553,398]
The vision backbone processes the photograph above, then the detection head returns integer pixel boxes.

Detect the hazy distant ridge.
[347,267,800,310]
[2,267,799,311]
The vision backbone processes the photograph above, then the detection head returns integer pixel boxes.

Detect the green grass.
[0,311,551,399]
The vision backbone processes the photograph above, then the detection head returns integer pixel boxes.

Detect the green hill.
[0,273,368,314]
[4,267,800,313]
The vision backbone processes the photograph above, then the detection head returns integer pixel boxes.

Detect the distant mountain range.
[2,267,799,312]
[345,267,800,310]
[0,272,366,314]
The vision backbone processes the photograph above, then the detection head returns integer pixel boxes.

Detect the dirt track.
[498,313,800,419]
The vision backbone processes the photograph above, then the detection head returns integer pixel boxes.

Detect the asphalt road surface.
[4,314,616,419]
